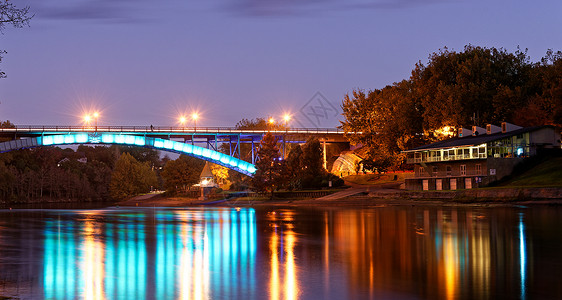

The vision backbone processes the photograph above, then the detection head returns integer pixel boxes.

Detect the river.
[0,205,561,299]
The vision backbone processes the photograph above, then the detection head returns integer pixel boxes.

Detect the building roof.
[200,161,214,178]
[404,126,548,152]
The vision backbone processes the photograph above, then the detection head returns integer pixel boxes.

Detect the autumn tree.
[411,45,531,131]
[250,132,283,198]
[160,155,205,195]
[341,45,562,169]
[341,83,422,169]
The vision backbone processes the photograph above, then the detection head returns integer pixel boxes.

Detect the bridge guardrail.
[0,125,349,135]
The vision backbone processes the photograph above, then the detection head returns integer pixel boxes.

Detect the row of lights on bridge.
[83,112,293,127]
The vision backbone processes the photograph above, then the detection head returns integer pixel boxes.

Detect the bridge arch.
[0,133,257,176]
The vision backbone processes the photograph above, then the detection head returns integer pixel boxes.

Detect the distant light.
[283,114,291,123]
[93,112,99,119]
[192,113,199,121]
[268,117,274,124]
[84,115,91,122]
[179,116,186,124]
[517,148,524,156]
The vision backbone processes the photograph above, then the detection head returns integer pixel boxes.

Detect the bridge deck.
[0,126,350,142]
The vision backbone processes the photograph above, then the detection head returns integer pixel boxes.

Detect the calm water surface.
[0,205,561,299]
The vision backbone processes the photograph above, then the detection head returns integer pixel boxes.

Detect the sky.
[1,0,561,129]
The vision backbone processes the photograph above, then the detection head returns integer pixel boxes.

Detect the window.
[460,165,466,176]
[476,164,482,175]
[436,179,443,190]
[463,148,470,159]
[422,180,429,191]
[432,166,438,176]
[446,166,452,176]
[417,167,425,177]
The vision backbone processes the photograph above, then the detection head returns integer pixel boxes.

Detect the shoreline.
[114,186,562,208]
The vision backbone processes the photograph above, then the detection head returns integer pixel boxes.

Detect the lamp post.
[93,112,99,131]
[192,113,199,131]
[283,114,291,127]
[179,116,186,131]
[84,114,91,129]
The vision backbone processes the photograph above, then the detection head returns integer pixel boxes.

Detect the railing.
[0,125,347,135]
[407,153,487,164]
[415,170,486,178]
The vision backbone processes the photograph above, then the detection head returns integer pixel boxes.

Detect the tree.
[1,1,33,78]
[250,132,283,199]
[283,144,303,190]
[301,138,325,188]
[341,45,562,169]
[160,155,205,195]
[411,45,530,131]
[0,1,32,32]
[341,84,420,170]
[109,152,157,200]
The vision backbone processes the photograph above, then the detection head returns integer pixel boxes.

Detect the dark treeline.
[341,45,562,171]
[0,136,165,204]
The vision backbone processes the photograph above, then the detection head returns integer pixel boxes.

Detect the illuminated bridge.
[0,125,348,176]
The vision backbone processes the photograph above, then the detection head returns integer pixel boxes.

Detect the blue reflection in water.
[42,208,257,299]
[44,219,78,299]
[519,213,527,300]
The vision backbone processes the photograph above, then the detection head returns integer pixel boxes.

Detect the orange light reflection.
[82,221,106,300]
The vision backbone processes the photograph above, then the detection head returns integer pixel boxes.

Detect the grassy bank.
[496,157,562,188]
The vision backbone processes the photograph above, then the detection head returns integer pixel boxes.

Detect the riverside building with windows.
[403,123,560,191]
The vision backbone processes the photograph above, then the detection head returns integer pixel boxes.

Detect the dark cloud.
[223,0,448,16]
[24,0,159,23]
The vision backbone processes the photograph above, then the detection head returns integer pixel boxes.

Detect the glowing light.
[84,115,91,123]
[435,125,455,138]
[283,114,291,124]
[192,113,199,121]
[34,134,257,176]
[179,116,187,125]
[82,221,106,300]
[519,214,527,298]
[268,117,275,124]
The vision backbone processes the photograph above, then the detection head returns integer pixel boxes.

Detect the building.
[403,123,561,191]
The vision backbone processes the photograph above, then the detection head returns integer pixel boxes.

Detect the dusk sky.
[1,0,561,128]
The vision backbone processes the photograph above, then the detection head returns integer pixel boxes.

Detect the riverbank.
[115,186,562,208]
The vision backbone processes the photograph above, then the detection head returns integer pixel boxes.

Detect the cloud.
[223,0,447,16]
[23,0,161,23]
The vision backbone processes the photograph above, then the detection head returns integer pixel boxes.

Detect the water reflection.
[1,206,560,299]
[329,208,530,299]
[268,210,299,300]
[42,208,256,299]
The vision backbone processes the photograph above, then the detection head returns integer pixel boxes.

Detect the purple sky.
[1,0,561,128]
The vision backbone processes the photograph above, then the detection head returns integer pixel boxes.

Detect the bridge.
[0,125,349,177]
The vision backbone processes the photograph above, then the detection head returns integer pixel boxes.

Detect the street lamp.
[84,114,91,126]
[179,116,187,130]
[93,112,99,131]
[283,114,291,127]
[192,113,199,131]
